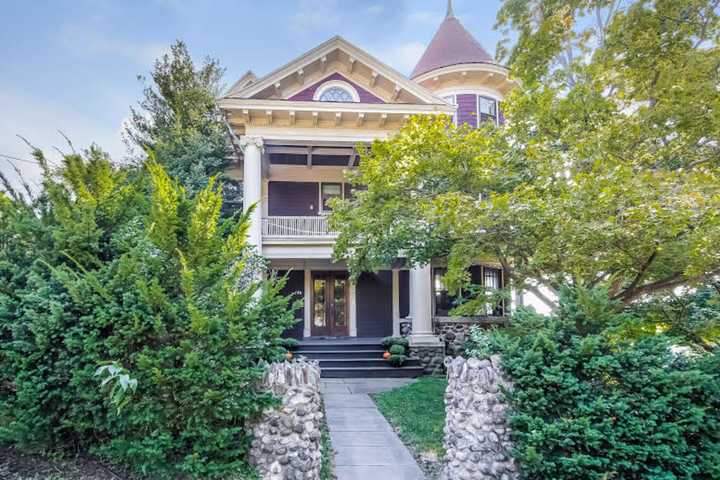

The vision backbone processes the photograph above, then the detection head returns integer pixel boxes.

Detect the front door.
[311,272,349,337]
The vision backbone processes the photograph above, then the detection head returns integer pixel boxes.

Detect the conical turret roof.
[411,1,494,79]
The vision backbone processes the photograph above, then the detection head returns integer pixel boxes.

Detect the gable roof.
[223,36,449,106]
[411,6,495,79]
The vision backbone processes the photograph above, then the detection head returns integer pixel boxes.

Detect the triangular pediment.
[222,36,449,106]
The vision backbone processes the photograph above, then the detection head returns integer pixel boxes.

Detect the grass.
[320,421,334,480]
[373,377,448,460]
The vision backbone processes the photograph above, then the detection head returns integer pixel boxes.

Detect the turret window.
[478,96,498,124]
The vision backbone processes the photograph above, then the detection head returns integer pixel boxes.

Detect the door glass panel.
[313,279,326,327]
[334,278,347,327]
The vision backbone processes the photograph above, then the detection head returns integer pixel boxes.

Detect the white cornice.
[413,62,512,85]
[219,98,454,115]
[222,36,450,106]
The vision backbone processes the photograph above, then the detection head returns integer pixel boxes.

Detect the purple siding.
[289,72,384,103]
[498,106,505,125]
[456,93,478,127]
[268,181,319,216]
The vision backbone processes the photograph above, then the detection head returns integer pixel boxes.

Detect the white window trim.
[313,80,360,103]
[319,181,344,214]
[443,94,457,125]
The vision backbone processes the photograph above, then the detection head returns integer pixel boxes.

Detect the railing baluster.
[261,216,336,238]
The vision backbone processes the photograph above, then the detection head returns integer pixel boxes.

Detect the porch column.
[409,264,441,346]
[392,269,400,336]
[303,269,312,338]
[239,135,264,252]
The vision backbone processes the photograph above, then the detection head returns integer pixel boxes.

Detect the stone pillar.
[240,135,264,252]
[249,360,323,480]
[442,356,518,480]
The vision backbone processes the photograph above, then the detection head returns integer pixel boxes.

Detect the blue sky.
[0,0,504,188]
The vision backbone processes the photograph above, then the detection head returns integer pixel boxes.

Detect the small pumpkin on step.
[383,351,391,360]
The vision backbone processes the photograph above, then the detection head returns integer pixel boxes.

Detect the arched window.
[313,80,360,102]
[319,86,354,102]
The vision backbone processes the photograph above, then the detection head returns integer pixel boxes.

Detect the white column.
[303,269,312,338]
[409,264,441,345]
[392,269,400,336]
[349,281,357,337]
[239,136,264,252]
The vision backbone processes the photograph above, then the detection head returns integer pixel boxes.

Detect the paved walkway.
[321,378,426,480]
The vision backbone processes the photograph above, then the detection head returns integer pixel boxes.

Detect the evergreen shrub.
[496,288,720,479]
[0,150,299,478]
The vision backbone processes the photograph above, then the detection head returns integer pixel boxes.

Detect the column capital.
[239,135,264,152]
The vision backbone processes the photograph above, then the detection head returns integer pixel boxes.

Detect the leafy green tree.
[331,0,720,310]
[0,147,297,478]
[126,40,232,195]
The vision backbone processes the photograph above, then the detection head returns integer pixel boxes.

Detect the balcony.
[262,216,337,240]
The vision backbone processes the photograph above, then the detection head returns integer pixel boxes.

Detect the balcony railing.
[262,216,337,238]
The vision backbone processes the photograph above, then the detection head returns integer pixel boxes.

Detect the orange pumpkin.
[285,351,294,361]
[383,351,391,360]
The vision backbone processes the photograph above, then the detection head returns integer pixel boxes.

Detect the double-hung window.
[320,183,342,213]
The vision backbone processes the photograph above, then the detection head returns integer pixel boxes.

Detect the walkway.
[321,378,426,480]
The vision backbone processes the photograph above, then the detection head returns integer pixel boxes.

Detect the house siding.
[268,181,319,216]
[356,271,393,337]
[456,93,478,127]
[289,72,384,103]
[278,270,305,340]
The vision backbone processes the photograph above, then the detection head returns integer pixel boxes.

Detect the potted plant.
[381,336,410,367]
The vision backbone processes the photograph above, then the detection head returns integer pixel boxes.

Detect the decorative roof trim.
[222,36,449,106]
[219,97,455,115]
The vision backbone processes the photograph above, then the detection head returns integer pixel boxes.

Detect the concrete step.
[322,366,424,378]
[296,341,384,352]
[295,349,386,360]
[313,358,421,368]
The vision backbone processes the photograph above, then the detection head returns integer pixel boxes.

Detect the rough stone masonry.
[442,356,519,480]
[249,360,324,480]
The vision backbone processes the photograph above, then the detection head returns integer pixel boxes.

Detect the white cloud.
[366,4,384,15]
[372,41,426,75]
[61,25,167,67]
[0,88,127,193]
[408,10,443,25]
[292,0,340,33]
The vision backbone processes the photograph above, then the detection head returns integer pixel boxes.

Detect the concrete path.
[321,378,426,480]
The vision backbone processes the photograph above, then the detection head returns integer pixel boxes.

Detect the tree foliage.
[0,147,297,478]
[331,0,720,310]
[497,288,720,479]
[126,40,232,195]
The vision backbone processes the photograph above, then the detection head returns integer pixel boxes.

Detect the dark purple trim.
[288,72,384,104]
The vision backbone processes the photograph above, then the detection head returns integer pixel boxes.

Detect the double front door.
[311,272,349,337]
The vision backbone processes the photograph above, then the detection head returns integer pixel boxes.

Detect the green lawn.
[373,377,448,459]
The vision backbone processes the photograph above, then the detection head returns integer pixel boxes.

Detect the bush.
[388,344,406,355]
[388,354,407,367]
[381,336,409,350]
[499,288,720,480]
[0,151,299,478]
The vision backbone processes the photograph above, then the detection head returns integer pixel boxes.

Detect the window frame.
[313,80,360,103]
[319,182,343,214]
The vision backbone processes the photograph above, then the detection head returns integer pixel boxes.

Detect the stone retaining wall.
[249,360,323,480]
[442,356,518,480]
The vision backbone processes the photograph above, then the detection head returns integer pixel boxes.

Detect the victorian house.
[219,2,514,376]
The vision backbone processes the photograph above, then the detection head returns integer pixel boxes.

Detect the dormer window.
[314,80,360,103]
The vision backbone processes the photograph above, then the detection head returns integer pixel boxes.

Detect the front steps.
[294,338,424,378]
